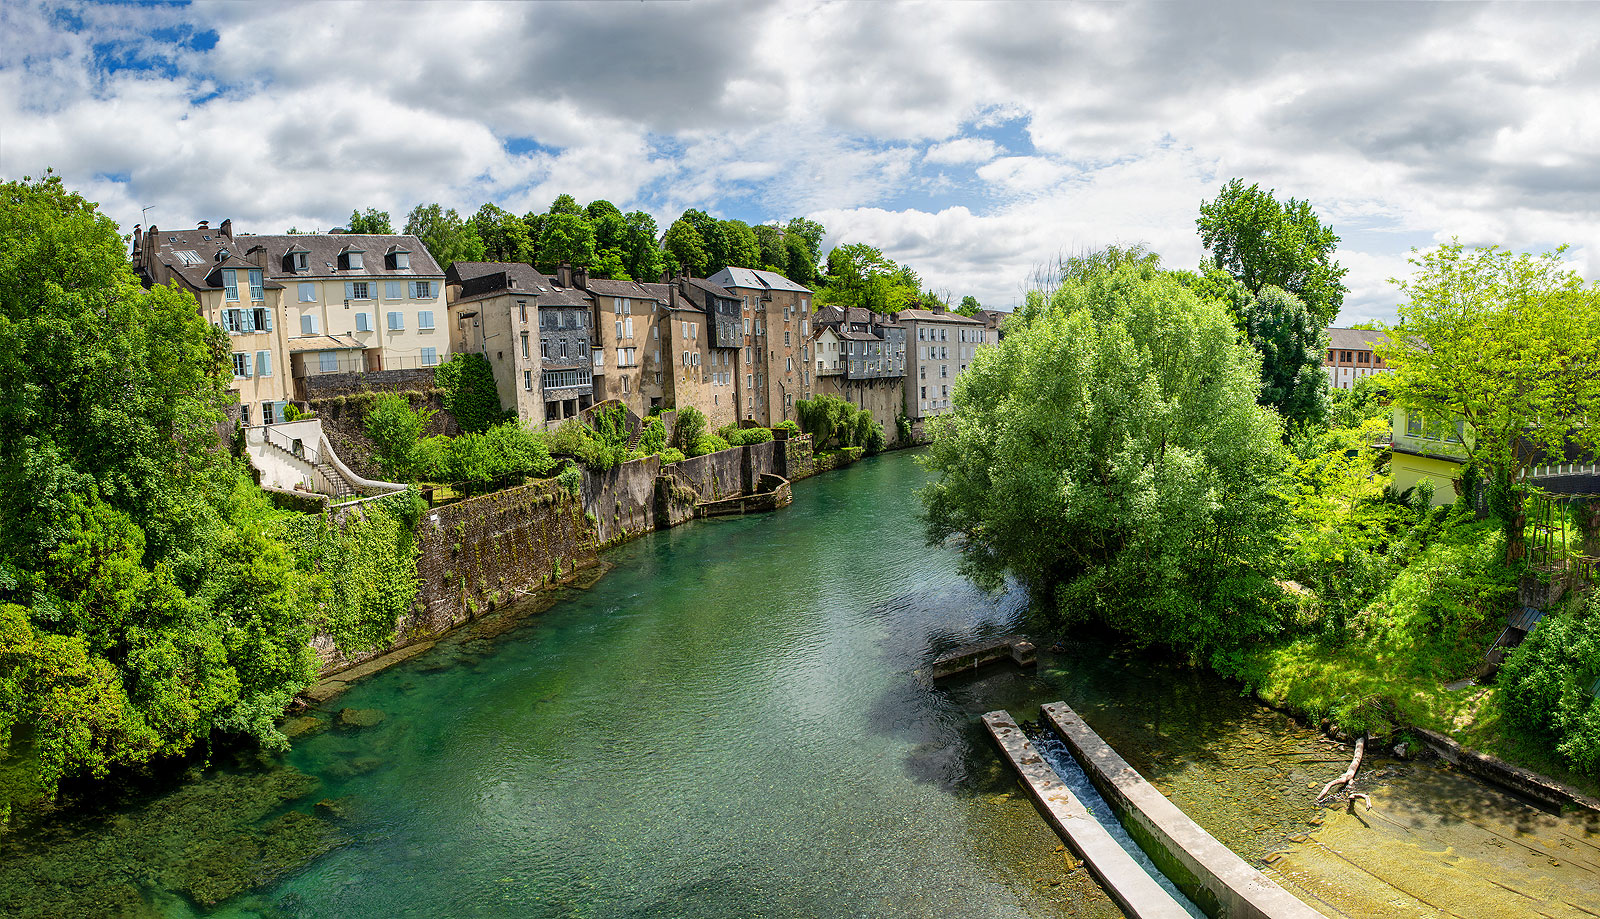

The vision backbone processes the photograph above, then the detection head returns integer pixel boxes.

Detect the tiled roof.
[1327,328,1387,350]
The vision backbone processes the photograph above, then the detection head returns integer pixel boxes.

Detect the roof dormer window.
[339,246,366,270]
[293,252,308,270]
[385,245,411,270]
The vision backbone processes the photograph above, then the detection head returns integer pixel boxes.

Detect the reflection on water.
[3,449,1596,919]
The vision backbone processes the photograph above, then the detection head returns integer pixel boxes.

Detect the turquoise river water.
[4,449,1598,918]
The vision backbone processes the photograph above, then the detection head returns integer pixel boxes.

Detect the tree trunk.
[1505,488,1526,566]
[1577,497,1600,559]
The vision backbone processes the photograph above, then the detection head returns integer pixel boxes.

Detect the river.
[3,449,1598,918]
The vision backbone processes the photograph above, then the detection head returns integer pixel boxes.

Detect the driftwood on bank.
[1316,734,1367,803]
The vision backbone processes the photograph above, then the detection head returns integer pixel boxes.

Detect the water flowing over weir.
[4,450,1599,919]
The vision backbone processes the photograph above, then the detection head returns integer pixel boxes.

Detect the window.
[620,298,631,316]
[249,269,264,301]
[421,347,438,367]
[346,281,370,300]
[519,301,528,323]
[395,252,410,269]
[616,320,624,341]
[240,405,250,426]
[1341,350,1353,362]
[387,311,404,331]
[1357,352,1370,363]
[418,311,435,330]
[622,376,630,394]
[524,370,533,391]
[385,280,404,300]
[262,400,278,425]
[941,365,948,378]
[223,269,239,301]
[683,322,689,340]
[355,312,371,332]
[253,307,272,331]
[784,331,791,346]
[542,339,551,358]
[412,281,433,299]
[625,317,634,339]
[298,282,317,302]
[349,252,366,269]
[542,368,592,389]
[744,318,751,334]
[940,329,947,341]
[559,340,568,358]
[786,357,793,371]
[301,314,319,334]
[521,332,530,359]
[293,252,308,271]
[232,352,250,378]
[256,350,272,377]
[319,352,338,373]
[920,365,926,379]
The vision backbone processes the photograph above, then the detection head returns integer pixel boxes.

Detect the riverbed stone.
[282,716,327,740]
[336,708,385,729]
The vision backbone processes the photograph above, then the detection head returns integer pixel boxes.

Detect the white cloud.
[2,0,1598,324]
[924,138,1002,165]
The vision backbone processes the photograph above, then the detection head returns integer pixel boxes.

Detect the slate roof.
[893,308,982,324]
[448,262,591,307]
[839,329,880,341]
[708,266,812,293]
[144,225,251,291]
[243,233,443,280]
[1327,328,1387,351]
[584,277,665,300]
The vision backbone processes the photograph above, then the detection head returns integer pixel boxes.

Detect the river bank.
[4,450,1594,919]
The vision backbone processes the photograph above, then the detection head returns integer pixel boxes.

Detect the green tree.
[754,223,786,272]
[820,244,919,312]
[661,219,710,278]
[537,213,596,273]
[1197,179,1348,326]
[722,219,760,270]
[1498,593,1600,776]
[548,193,584,216]
[1380,243,1600,563]
[920,258,1289,651]
[785,217,825,279]
[622,211,663,281]
[404,203,486,267]
[591,249,631,281]
[346,208,394,234]
[1241,285,1329,429]
[672,406,707,452]
[682,210,730,273]
[364,393,434,480]
[957,295,982,316]
[472,203,535,263]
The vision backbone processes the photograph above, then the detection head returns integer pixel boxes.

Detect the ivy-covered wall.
[583,454,663,546]
[782,434,817,480]
[310,390,459,480]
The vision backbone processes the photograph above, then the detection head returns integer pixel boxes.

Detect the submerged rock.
[336,708,385,729]
[282,716,328,740]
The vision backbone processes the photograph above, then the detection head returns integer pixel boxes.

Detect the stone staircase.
[315,461,358,500]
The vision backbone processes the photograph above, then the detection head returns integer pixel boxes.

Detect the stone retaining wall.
[298,367,438,401]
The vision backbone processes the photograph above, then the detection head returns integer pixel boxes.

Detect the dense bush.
[637,416,667,455]
[658,448,686,464]
[365,393,435,480]
[551,412,631,471]
[556,464,582,499]
[1499,594,1600,776]
[427,422,555,493]
[673,406,707,452]
[719,425,773,446]
[775,419,801,437]
[692,434,730,457]
[434,353,506,434]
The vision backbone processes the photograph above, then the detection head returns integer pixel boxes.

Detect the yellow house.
[1389,405,1471,506]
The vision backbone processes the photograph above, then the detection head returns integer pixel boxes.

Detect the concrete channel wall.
[1043,702,1327,919]
[983,711,1192,919]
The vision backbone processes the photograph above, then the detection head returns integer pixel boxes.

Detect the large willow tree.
[920,260,1291,653]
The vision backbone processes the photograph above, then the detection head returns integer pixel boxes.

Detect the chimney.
[197,220,209,230]
[219,218,232,240]
[556,262,572,288]
[669,276,679,310]
[573,266,588,289]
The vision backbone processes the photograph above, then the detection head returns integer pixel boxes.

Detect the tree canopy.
[346,208,394,234]
[1380,243,1600,559]
[1197,179,1348,327]
[404,203,485,268]
[920,257,1290,653]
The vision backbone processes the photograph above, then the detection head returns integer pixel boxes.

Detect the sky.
[3,0,1598,323]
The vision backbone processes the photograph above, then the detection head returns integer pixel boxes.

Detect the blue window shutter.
[345,281,355,301]
[257,350,271,376]
[240,309,255,333]
[243,352,253,377]
[261,309,272,331]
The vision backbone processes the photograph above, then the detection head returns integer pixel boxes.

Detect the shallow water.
[4,449,1598,918]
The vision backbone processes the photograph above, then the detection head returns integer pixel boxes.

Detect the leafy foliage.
[1241,285,1329,429]
[345,208,394,234]
[365,393,434,481]
[1499,594,1600,776]
[0,175,326,794]
[425,423,556,493]
[433,352,505,434]
[672,406,707,453]
[920,258,1290,654]
[1197,178,1348,326]
[403,203,486,268]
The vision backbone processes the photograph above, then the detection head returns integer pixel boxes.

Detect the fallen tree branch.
[1316,734,1366,803]
[1348,793,1373,812]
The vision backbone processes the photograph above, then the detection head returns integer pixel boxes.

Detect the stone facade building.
[707,267,815,425]
[811,305,908,434]
[896,307,987,424]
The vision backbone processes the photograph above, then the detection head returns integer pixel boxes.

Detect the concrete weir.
[983,711,1192,919]
[1042,702,1328,919]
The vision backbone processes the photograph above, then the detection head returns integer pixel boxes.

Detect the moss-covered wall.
[583,455,662,547]
[782,434,816,480]
[411,479,598,635]
[309,390,459,480]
